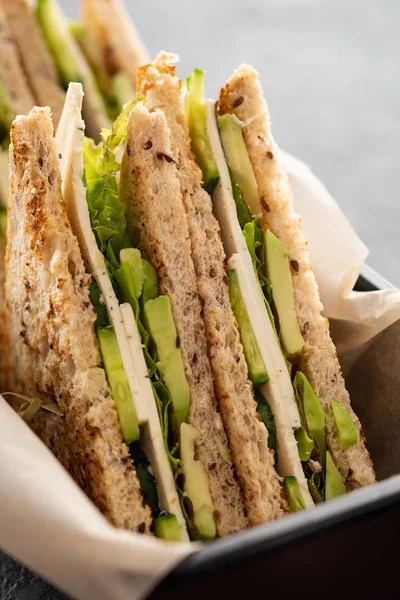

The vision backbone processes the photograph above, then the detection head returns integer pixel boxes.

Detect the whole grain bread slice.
[0,3,35,119]
[219,65,375,489]
[3,0,66,128]
[80,0,149,88]
[136,53,287,526]
[4,107,151,532]
[121,102,248,536]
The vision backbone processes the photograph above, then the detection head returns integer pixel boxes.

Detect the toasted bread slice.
[80,0,149,88]
[0,3,35,118]
[3,0,66,128]
[219,65,376,489]
[4,106,151,532]
[121,103,248,536]
[136,53,287,526]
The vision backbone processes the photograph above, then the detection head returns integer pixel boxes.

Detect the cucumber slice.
[97,326,140,443]
[154,513,181,542]
[186,69,219,193]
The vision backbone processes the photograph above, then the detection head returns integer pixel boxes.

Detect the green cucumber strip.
[264,229,304,359]
[284,476,306,512]
[217,113,260,216]
[144,296,190,428]
[153,513,181,542]
[97,326,140,443]
[36,0,83,87]
[186,69,219,193]
[228,269,269,386]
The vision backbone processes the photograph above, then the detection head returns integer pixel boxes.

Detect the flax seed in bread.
[219,65,376,489]
[121,103,248,537]
[4,106,151,532]
[137,53,287,526]
[3,0,66,128]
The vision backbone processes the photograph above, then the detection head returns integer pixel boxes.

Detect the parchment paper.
[1,150,400,600]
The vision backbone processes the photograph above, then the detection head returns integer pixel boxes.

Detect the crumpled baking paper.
[1,149,400,600]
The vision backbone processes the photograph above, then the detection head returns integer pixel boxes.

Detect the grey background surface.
[67,0,400,286]
[2,1,399,599]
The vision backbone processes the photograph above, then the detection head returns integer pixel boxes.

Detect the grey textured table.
[2,0,399,598]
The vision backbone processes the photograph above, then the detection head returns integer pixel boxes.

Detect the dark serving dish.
[1,265,399,600]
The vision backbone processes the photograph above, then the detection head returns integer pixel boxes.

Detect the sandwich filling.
[82,102,216,540]
[186,69,360,508]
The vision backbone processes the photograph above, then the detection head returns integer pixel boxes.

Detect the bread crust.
[219,65,376,489]
[136,53,288,526]
[4,107,151,532]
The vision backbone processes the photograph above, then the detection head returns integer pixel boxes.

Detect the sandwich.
[4,82,247,542]
[74,0,149,116]
[0,0,148,206]
[186,57,376,502]
[3,50,376,542]
[132,51,375,514]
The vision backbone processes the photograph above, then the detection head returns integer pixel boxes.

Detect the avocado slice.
[264,229,304,360]
[153,513,181,542]
[284,476,306,512]
[120,248,144,299]
[325,451,346,500]
[186,69,219,193]
[295,426,314,462]
[141,259,159,305]
[218,113,260,217]
[330,398,359,451]
[180,423,216,540]
[36,0,83,88]
[143,296,190,428]
[294,372,326,469]
[228,269,269,386]
[97,326,140,443]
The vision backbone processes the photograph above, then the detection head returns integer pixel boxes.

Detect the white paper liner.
[1,151,400,599]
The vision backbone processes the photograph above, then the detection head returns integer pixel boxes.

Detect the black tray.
[2,265,399,599]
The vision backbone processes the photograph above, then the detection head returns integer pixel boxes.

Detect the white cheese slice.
[228,254,313,508]
[121,304,188,540]
[56,82,147,424]
[56,83,189,536]
[206,99,300,429]
[206,99,313,508]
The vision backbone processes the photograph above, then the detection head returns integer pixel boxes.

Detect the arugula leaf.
[3,392,63,423]
[255,390,278,466]
[129,441,160,517]
[89,279,110,328]
[228,167,252,229]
